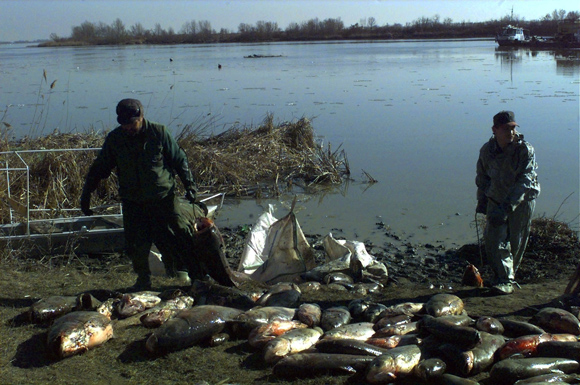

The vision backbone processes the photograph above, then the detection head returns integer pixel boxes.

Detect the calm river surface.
[1,40,579,248]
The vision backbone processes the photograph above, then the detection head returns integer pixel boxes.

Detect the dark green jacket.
[83,119,196,203]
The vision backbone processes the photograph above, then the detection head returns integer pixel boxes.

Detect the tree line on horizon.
[44,8,580,46]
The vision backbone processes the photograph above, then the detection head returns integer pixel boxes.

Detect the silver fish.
[315,338,390,356]
[366,344,422,384]
[489,357,579,385]
[273,352,374,378]
[263,327,323,364]
[365,334,422,349]
[146,305,243,354]
[233,306,297,337]
[322,322,376,341]
[47,311,113,359]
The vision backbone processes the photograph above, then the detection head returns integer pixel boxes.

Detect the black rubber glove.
[80,191,94,216]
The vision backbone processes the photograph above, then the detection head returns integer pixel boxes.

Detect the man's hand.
[80,191,93,216]
[184,189,196,204]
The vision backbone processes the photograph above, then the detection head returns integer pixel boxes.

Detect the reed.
[1,114,349,224]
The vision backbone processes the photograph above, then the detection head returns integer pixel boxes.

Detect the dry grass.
[1,114,349,225]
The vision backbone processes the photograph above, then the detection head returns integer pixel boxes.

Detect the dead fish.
[513,372,580,384]
[255,282,301,308]
[455,332,506,376]
[419,314,481,349]
[363,303,388,323]
[315,338,390,356]
[436,312,474,327]
[29,295,78,323]
[116,291,162,318]
[322,322,377,341]
[497,333,553,360]
[348,299,373,321]
[489,357,579,385]
[461,264,484,288]
[499,318,546,338]
[320,306,351,331]
[47,311,113,359]
[298,281,321,293]
[536,340,580,361]
[296,303,322,327]
[378,302,424,317]
[530,307,580,335]
[365,334,422,349]
[323,272,354,285]
[475,315,504,335]
[263,327,323,364]
[97,297,121,319]
[233,306,296,337]
[365,344,422,384]
[374,321,418,337]
[424,293,464,317]
[248,320,308,349]
[300,258,352,282]
[374,314,412,331]
[413,358,447,383]
[192,217,242,287]
[273,352,375,378]
[140,295,195,328]
[145,305,243,354]
[440,373,482,384]
[190,279,256,309]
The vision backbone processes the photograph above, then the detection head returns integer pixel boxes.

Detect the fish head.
[366,356,397,384]
[50,328,90,359]
[264,338,290,364]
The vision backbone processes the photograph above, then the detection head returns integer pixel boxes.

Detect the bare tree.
[368,17,377,30]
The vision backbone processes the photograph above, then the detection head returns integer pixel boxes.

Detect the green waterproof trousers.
[122,194,205,282]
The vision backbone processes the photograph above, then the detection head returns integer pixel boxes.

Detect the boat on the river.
[496,20,580,49]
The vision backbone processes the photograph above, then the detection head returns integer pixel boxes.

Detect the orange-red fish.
[461,264,484,288]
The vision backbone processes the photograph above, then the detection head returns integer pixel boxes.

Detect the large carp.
[190,217,245,287]
[441,332,505,376]
[320,306,352,331]
[116,291,162,318]
[365,344,422,384]
[497,333,554,360]
[489,357,580,385]
[296,303,322,327]
[424,293,464,317]
[263,327,323,364]
[233,306,297,337]
[145,305,243,354]
[273,352,375,378]
[47,311,113,359]
[315,338,390,356]
[248,320,308,349]
[140,295,195,328]
[530,307,580,335]
[29,295,89,323]
[536,340,580,361]
[499,318,546,338]
[321,322,376,341]
[419,314,481,349]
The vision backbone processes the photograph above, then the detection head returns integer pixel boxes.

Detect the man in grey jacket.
[476,110,540,295]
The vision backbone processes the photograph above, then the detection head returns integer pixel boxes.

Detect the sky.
[1,0,578,42]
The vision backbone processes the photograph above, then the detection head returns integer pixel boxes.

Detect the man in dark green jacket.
[81,98,202,291]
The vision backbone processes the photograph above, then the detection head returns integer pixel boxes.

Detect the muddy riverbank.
[1,218,578,385]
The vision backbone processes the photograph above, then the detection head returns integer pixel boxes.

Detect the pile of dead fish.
[26,280,580,384]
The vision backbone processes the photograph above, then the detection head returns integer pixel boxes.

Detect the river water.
[1,40,578,248]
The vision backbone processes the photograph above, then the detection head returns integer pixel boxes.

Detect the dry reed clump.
[1,116,349,225]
